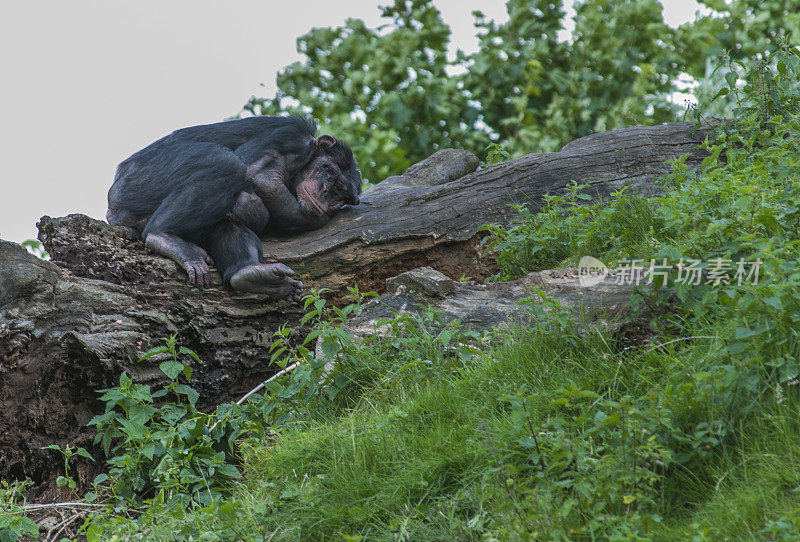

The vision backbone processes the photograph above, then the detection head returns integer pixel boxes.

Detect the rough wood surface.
[0,121,714,498]
[263,121,714,291]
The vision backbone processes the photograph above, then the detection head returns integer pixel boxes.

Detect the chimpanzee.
[106,116,361,300]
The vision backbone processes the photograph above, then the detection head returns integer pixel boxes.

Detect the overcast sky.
[0,1,704,243]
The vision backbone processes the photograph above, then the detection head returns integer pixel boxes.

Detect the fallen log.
[0,121,714,498]
[263,121,716,291]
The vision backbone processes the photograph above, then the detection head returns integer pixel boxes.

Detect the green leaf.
[173,384,200,407]
[88,411,117,426]
[20,517,39,537]
[216,463,241,478]
[320,336,341,359]
[75,447,94,461]
[179,346,202,363]
[734,325,765,339]
[140,443,156,460]
[159,360,185,380]
[118,418,148,440]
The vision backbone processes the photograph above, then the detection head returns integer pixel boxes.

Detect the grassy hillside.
[3,49,800,542]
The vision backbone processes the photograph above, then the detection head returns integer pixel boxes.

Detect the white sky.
[0,1,704,243]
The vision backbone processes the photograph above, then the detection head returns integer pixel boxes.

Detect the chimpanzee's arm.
[252,172,331,232]
[246,154,331,232]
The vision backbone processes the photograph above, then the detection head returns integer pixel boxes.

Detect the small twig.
[235,361,302,405]
[20,502,105,512]
[207,360,304,432]
[642,335,716,354]
[46,512,83,542]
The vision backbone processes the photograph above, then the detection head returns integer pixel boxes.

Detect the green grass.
[82,317,800,540]
[657,400,800,541]
[48,50,800,541]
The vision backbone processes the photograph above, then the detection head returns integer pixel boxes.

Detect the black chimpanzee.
[106,116,361,300]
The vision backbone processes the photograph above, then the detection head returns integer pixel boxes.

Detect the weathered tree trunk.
[0,121,714,499]
[266,121,715,291]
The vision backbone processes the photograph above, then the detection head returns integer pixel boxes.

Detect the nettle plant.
[0,480,38,542]
[41,443,94,497]
[481,43,800,494]
[88,335,243,506]
[479,181,659,279]
[493,387,674,539]
[376,307,486,382]
[239,286,376,428]
[86,288,378,507]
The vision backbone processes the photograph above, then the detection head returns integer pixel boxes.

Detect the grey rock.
[368,148,479,192]
[403,148,480,186]
[386,266,456,298]
[347,266,645,339]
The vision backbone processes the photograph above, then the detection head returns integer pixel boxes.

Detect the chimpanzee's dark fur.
[106,116,361,300]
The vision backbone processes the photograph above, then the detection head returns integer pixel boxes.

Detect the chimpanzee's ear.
[316,135,336,151]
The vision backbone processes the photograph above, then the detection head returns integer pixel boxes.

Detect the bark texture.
[0,121,713,498]
[265,121,714,291]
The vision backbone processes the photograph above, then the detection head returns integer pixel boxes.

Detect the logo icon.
[578,256,608,287]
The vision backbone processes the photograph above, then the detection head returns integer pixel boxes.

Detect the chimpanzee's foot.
[229,263,304,301]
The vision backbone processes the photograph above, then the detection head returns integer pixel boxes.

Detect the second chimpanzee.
[106,116,361,300]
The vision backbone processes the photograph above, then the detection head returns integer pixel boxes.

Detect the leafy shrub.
[0,480,37,542]
[88,335,243,506]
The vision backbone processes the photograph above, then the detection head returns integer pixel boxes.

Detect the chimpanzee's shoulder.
[165,115,316,144]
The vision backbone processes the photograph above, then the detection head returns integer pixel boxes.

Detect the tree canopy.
[244,0,799,182]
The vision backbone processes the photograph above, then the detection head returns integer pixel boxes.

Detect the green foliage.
[244,0,798,181]
[21,239,48,260]
[238,286,377,429]
[695,37,800,119]
[465,0,683,156]
[675,0,800,76]
[0,480,37,542]
[41,443,94,495]
[245,0,489,182]
[484,142,511,166]
[492,387,672,538]
[88,335,243,506]
[480,181,658,279]
[484,42,800,274]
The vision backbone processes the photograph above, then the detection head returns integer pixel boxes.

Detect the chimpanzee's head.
[293,135,362,217]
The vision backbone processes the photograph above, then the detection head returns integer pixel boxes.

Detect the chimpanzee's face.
[295,140,361,217]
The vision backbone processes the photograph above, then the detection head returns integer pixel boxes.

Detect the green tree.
[245,0,489,182]
[246,0,799,181]
[464,0,682,155]
[676,0,800,75]
[675,0,800,117]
